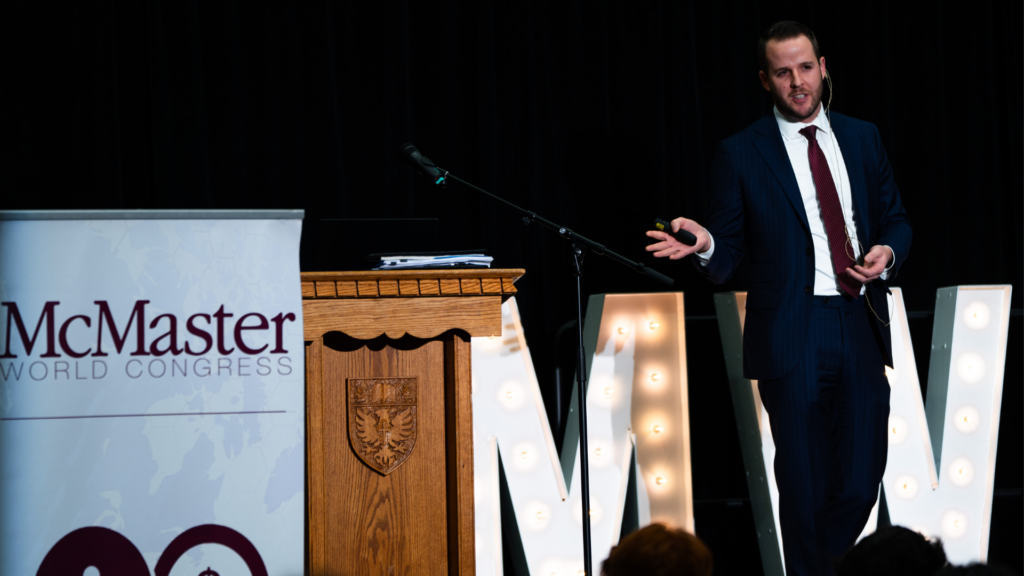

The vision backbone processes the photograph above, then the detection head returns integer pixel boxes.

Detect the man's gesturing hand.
[846,245,893,284]
[645,217,712,260]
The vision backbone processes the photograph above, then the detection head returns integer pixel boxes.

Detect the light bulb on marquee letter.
[893,475,919,499]
[888,416,909,444]
[643,369,667,393]
[573,499,603,525]
[525,501,552,532]
[498,379,526,410]
[953,406,981,434]
[942,510,968,539]
[962,301,991,330]
[590,373,615,407]
[588,440,613,469]
[956,352,986,385]
[512,442,540,471]
[648,321,661,331]
[948,458,974,487]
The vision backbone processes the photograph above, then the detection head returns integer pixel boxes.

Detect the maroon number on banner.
[155,524,268,576]
[37,524,267,576]
[37,527,150,576]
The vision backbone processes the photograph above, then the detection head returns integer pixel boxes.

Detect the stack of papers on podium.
[371,252,493,270]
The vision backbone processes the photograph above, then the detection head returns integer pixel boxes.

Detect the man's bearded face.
[760,35,826,123]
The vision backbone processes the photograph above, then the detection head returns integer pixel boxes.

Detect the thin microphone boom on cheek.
[824,70,833,114]
[820,69,890,326]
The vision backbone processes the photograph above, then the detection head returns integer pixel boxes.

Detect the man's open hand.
[846,245,893,284]
[645,217,712,260]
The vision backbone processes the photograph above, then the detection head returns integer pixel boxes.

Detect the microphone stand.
[434,167,673,576]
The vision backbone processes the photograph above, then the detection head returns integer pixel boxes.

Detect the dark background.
[3,1,1021,573]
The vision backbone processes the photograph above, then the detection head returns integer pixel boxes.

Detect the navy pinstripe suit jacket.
[697,112,912,381]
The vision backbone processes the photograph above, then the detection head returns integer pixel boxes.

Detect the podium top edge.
[301,269,526,282]
[0,209,305,221]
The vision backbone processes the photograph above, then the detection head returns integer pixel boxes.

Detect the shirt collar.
[773,104,831,142]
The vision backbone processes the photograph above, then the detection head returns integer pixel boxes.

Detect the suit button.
[805,247,813,255]
[804,286,812,294]
[823,298,830,305]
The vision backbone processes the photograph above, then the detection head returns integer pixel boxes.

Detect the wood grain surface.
[420,280,440,296]
[306,340,326,575]
[318,339,449,575]
[315,281,337,298]
[303,297,501,340]
[303,269,503,575]
[300,269,524,303]
[302,269,525,282]
[440,279,461,295]
[338,281,358,297]
[379,280,399,297]
[444,333,476,576]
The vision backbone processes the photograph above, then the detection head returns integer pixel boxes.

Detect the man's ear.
[819,56,827,79]
[758,70,771,91]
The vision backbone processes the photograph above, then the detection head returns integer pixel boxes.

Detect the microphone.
[399,143,447,187]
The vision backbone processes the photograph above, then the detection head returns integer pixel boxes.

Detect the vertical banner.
[0,211,305,576]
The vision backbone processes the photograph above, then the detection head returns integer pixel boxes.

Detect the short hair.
[758,20,822,73]
[835,526,948,576]
[601,523,713,576]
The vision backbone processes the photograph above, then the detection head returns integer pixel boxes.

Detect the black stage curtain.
[5,1,1021,313]
[3,1,1022,571]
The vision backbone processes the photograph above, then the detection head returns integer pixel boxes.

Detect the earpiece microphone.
[819,66,891,326]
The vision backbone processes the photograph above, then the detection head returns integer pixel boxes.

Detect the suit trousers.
[757,295,891,576]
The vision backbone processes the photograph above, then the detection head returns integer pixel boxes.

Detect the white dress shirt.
[698,104,892,295]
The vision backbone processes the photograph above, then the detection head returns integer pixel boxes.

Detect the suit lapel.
[752,115,811,233]
[830,114,871,245]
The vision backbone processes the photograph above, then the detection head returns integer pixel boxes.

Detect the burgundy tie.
[799,125,859,298]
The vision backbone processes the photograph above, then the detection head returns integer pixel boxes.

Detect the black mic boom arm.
[435,168,674,287]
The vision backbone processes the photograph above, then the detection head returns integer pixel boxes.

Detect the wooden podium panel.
[303,269,523,576]
[321,338,448,573]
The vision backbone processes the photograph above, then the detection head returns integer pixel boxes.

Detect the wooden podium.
[302,269,524,575]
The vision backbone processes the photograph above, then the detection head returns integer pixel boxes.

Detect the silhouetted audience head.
[935,563,1017,576]
[601,523,713,576]
[835,526,947,576]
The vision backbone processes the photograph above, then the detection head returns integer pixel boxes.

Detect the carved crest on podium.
[348,377,418,475]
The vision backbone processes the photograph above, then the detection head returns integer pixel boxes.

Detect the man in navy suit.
[647,21,912,576]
